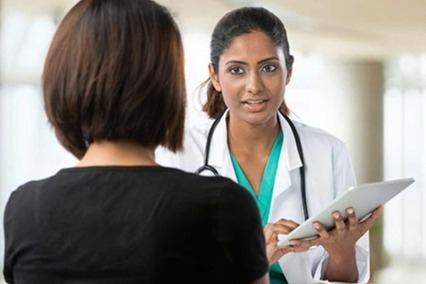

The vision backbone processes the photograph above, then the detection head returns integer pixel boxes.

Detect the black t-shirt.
[3,166,268,284]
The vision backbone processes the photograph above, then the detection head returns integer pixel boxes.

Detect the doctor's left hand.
[264,219,310,265]
[304,206,384,260]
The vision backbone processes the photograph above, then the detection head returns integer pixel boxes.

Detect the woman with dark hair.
[3,1,269,283]
[157,6,383,284]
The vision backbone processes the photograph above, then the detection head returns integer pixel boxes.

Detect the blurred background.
[1,0,425,283]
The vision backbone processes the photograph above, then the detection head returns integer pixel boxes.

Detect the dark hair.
[43,0,186,159]
[203,7,294,119]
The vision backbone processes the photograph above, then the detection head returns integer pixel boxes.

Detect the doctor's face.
[209,31,291,127]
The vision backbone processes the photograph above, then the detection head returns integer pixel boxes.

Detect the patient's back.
[3,166,268,284]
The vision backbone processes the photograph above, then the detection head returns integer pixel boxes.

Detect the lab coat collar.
[278,111,303,171]
[269,112,304,202]
[208,110,237,182]
[207,110,303,184]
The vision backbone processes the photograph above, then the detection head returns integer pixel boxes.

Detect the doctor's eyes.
[229,66,245,75]
[227,64,278,75]
[261,64,277,72]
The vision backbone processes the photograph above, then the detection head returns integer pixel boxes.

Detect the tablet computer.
[278,177,415,247]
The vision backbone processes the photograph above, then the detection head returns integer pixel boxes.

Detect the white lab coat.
[156,110,370,284]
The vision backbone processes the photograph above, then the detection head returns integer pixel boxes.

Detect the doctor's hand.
[264,219,310,265]
[307,206,384,260]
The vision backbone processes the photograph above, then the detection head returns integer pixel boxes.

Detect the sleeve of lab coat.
[313,141,370,284]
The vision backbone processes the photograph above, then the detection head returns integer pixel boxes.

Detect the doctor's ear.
[208,64,222,92]
[286,68,293,85]
[286,56,294,85]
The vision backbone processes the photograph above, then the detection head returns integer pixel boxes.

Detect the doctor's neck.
[226,114,280,150]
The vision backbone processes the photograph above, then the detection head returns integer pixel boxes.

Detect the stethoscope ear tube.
[281,113,309,221]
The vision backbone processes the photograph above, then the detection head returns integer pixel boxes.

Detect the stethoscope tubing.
[195,111,309,221]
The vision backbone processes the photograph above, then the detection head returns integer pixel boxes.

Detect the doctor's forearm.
[324,250,358,283]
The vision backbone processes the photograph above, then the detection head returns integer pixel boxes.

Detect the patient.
[2,0,269,283]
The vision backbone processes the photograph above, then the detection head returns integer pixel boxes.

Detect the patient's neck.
[76,140,157,167]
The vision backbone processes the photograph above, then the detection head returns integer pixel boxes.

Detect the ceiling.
[3,0,426,60]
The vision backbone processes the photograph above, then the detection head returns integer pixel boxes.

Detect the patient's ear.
[208,64,221,92]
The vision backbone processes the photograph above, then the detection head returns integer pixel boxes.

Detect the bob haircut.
[43,0,186,159]
[203,7,294,119]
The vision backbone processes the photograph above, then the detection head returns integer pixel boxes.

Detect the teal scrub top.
[230,130,288,284]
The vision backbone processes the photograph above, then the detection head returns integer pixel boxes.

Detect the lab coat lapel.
[206,111,303,197]
[208,110,237,182]
[272,113,303,197]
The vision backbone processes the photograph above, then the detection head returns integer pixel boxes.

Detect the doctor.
[157,6,383,284]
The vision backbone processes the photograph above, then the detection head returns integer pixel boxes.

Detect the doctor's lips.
[241,99,269,105]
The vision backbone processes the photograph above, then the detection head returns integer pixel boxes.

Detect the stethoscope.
[195,111,309,221]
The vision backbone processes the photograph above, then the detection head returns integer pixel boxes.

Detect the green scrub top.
[230,130,288,284]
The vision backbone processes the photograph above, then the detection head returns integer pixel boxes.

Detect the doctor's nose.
[246,72,264,94]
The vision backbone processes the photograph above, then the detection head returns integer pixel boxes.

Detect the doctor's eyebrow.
[257,57,281,64]
[224,57,281,66]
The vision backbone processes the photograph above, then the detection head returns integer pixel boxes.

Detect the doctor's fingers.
[332,211,347,235]
[263,225,278,243]
[264,221,298,238]
[267,243,301,264]
[264,220,299,244]
[311,221,332,244]
[279,244,310,255]
[270,219,300,233]
[359,206,384,233]
[346,207,360,231]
